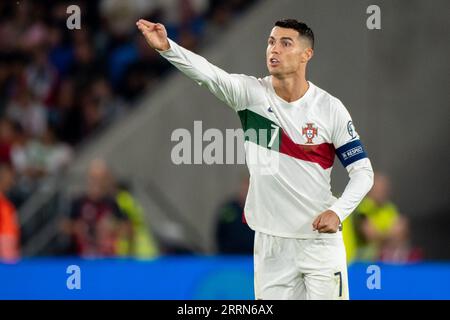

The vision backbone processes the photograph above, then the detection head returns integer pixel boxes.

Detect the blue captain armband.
[336,139,368,167]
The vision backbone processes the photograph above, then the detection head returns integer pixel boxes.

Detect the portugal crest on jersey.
[302,123,318,144]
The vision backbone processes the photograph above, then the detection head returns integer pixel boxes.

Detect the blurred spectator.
[70,31,103,88]
[90,76,126,121]
[203,1,233,44]
[49,78,84,145]
[0,0,257,149]
[64,159,131,257]
[343,173,422,263]
[0,163,20,262]
[114,181,160,259]
[26,45,58,103]
[215,174,253,254]
[20,126,72,177]
[8,123,72,205]
[0,118,15,164]
[79,94,105,137]
[0,0,259,256]
[204,0,256,42]
[100,0,158,38]
[6,87,47,138]
[159,0,208,50]
[378,215,422,263]
[8,121,31,206]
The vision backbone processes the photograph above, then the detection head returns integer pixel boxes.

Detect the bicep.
[331,102,369,169]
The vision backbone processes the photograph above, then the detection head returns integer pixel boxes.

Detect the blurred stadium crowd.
[0,0,256,260]
[0,0,422,264]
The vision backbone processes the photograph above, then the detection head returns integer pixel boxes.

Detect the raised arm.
[136,19,254,111]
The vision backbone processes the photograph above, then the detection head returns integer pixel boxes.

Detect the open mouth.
[269,58,280,66]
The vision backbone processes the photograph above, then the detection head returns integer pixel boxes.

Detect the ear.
[301,48,314,63]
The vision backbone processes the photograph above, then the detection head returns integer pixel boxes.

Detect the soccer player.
[136,18,374,300]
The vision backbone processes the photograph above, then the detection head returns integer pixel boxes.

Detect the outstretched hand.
[136,19,170,51]
[312,210,341,233]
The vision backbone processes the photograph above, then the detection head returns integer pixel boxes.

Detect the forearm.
[329,158,374,222]
[137,19,242,106]
[158,38,232,87]
[156,39,245,109]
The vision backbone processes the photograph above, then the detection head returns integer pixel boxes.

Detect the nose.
[270,44,280,54]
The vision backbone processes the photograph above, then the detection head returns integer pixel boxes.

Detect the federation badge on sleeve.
[347,121,356,139]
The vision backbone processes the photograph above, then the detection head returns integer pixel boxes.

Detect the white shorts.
[253,232,349,300]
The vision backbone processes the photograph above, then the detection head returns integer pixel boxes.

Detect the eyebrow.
[268,36,294,41]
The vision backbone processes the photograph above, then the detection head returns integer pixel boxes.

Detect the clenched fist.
[312,210,341,233]
[136,19,170,51]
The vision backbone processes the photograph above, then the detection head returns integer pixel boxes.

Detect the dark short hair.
[275,19,314,49]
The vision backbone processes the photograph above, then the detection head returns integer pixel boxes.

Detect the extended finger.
[136,23,146,32]
[139,19,156,29]
[136,21,148,31]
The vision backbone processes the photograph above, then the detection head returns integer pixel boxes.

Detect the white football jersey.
[159,39,374,239]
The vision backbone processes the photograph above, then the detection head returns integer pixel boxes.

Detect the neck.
[271,74,309,103]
